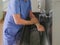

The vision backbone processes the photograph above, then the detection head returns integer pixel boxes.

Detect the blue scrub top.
[3,0,31,37]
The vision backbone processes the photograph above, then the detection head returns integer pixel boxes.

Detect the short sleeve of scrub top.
[10,0,21,14]
[11,0,32,15]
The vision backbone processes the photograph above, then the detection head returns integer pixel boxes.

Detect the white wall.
[53,0,60,45]
[3,0,9,11]
[0,0,3,20]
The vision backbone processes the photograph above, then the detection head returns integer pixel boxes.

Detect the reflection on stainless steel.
[29,10,52,45]
[38,10,52,45]
[37,0,52,44]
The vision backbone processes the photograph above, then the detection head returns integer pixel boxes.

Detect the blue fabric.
[3,0,31,45]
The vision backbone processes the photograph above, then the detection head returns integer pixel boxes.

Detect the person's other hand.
[36,23,45,32]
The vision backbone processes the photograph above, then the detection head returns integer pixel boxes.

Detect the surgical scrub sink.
[20,12,52,45]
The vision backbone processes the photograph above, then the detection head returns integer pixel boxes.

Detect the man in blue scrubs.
[3,0,45,45]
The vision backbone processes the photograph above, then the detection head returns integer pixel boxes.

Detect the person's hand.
[35,23,45,32]
[31,18,39,24]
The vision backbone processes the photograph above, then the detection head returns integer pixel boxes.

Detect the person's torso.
[3,0,31,36]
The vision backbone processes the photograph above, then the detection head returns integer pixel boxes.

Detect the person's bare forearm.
[29,10,39,24]
[13,14,33,25]
[15,18,33,25]
[29,10,36,18]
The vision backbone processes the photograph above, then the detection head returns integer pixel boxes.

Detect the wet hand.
[36,23,45,32]
[31,18,39,24]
